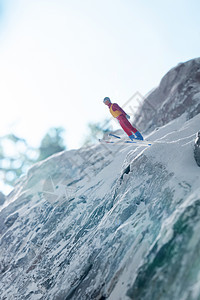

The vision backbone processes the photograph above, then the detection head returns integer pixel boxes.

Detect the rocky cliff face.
[0,59,200,300]
[0,192,5,206]
[194,131,200,166]
[134,58,200,132]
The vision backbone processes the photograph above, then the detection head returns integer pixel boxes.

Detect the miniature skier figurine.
[103,97,143,141]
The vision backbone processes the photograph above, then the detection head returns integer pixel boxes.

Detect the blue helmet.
[103,97,111,103]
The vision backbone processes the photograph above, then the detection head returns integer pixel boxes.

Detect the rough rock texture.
[194,131,200,166]
[0,113,200,300]
[0,192,5,206]
[1,58,200,300]
[134,58,200,132]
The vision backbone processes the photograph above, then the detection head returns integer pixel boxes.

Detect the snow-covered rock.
[0,112,200,300]
[194,131,200,167]
[1,58,200,300]
[0,191,5,206]
[134,57,200,132]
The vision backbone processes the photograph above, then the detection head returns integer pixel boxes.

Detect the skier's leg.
[118,116,132,136]
[122,117,137,134]
[118,116,143,140]
[122,117,143,140]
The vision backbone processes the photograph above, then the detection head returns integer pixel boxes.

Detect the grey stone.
[194,131,200,166]
[0,192,5,206]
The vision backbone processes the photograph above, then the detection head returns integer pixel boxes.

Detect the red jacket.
[108,103,127,119]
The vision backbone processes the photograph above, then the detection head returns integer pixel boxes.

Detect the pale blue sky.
[0,0,200,150]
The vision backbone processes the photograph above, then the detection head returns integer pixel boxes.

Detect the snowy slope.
[0,111,200,300]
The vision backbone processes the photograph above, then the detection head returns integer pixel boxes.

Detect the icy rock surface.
[194,131,200,167]
[0,192,5,206]
[135,57,200,132]
[0,113,200,300]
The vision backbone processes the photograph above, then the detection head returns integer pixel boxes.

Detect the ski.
[108,133,152,146]
[99,137,152,146]
[109,133,121,139]
[99,139,138,144]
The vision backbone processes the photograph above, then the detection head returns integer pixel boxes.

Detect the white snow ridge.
[1,58,200,300]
